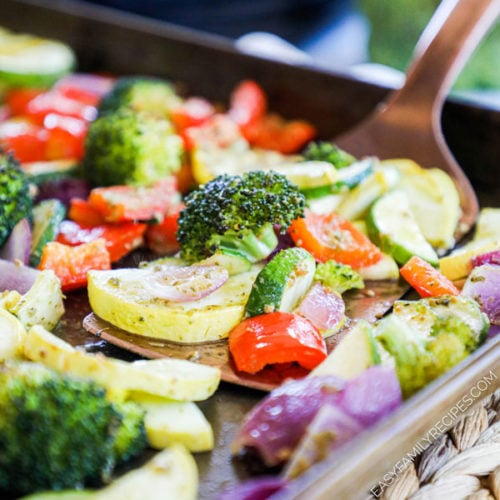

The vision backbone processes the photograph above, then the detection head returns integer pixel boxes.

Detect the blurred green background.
[361,0,500,91]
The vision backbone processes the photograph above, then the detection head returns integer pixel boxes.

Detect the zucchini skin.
[245,247,316,317]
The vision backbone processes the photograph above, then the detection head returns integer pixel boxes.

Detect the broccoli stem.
[210,222,279,263]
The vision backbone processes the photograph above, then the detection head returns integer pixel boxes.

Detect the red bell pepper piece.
[68,198,107,226]
[37,238,111,292]
[26,90,97,125]
[0,120,48,163]
[243,113,317,154]
[228,312,327,374]
[43,114,88,160]
[400,255,460,298]
[57,219,147,263]
[145,204,183,255]
[170,97,215,133]
[228,80,267,129]
[4,88,45,116]
[289,210,383,269]
[88,177,180,223]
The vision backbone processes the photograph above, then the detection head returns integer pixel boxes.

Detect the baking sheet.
[1,1,499,497]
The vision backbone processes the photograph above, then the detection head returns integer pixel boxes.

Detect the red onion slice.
[471,248,500,268]
[0,258,39,294]
[142,264,229,302]
[0,218,32,265]
[461,263,500,325]
[231,375,345,467]
[298,283,345,331]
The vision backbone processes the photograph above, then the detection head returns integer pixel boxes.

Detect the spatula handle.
[389,0,500,111]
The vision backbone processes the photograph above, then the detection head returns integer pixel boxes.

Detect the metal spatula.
[335,0,500,237]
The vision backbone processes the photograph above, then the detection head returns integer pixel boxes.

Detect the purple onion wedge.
[218,476,287,500]
[298,283,345,332]
[231,376,345,467]
[284,404,363,479]
[285,366,401,478]
[461,264,500,325]
[0,218,32,264]
[336,365,402,427]
[0,258,39,294]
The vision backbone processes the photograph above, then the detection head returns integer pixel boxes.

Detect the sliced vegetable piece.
[0,217,31,264]
[228,79,267,129]
[0,119,48,162]
[297,283,346,333]
[24,325,221,401]
[22,159,79,185]
[145,204,182,255]
[271,161,340,194]
[88,177,179,223]
[228,312,327,374]
[0,258,38,294]
[95,444,198,500]
[30,199,66,267]
[4,87,44,115]
[231,375,345,466]
[170,96,216,132]
[245,247,316,317]
[462,264,500,326]
[358,252,400,281]
[37,239,111,292]
[367,189,438,266]
[335,165,400,220]
[439,239,500,281]
[88,266,260,342]
[0,308,26,361]
[310,320,380,379]
[43,113,88,160]
[382,159,460,250]
[137,265,229,302]
[243,113,317,154]
[0,32,75,88]
[195,253,252,276]
[7,269,64,330]
[400,255,460,298]
[132,394,214,452]
[56,219,147,263]
[289,210,383,268]
[68,198,106,226]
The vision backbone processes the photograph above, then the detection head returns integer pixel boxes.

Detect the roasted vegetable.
[376,295,489,397]
[0,151,33,247]
[82,109,183,187]
[97,76,181,117]
[302,141,356,169]
[314,260,364,295]
[0,361,147,496]
[177,170,305,263]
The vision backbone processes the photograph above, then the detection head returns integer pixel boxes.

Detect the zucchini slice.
[29,199,66,267]
[23,159,80,185]
[0,29,75,88]
[366,189,438,266]
[245,247,316,317]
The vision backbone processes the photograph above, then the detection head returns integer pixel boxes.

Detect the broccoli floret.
[376,314,469,398]
[314,260,365,294]
[0,150,33,246]
[177,171,306,263]
[111,401,148,465]
[302,141,356,169]
[82,109,183,186]
[0,362,147,496]
[97,76,182,118]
